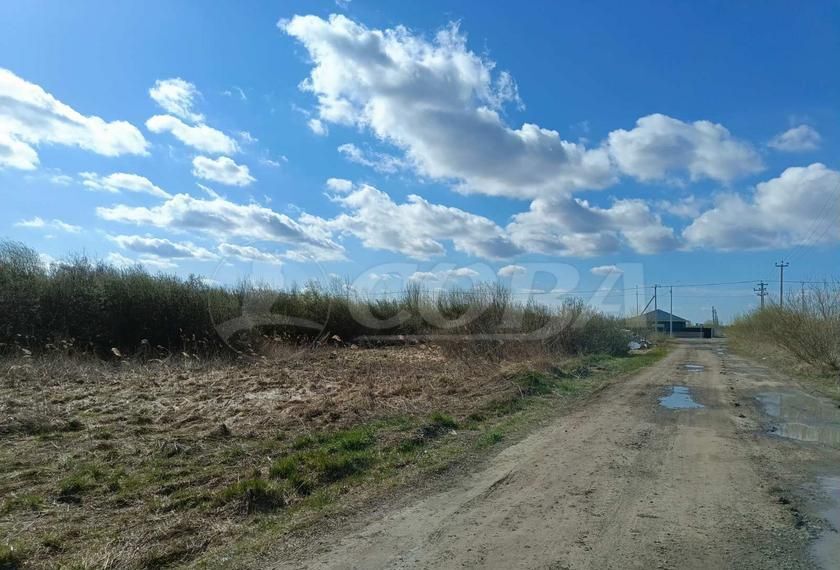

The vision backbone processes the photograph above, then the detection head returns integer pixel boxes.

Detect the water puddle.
[683,363,705,373]
[756,392,840,446]
[659,386,705,410]
[814,476,840,569]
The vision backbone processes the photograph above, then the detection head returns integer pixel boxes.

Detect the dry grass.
[727,283,840,400]
[0,342,587,569]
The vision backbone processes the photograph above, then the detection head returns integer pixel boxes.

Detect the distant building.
[637,309,690,333]
[628,309,713,338]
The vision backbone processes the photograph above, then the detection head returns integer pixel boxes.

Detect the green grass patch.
[0,542,26,570]
[514,370,555,395]
[1,493,43,514]
[477,430,504,447]
[57,464,105,503]
[219,478,289,514]
[428,412,458,430]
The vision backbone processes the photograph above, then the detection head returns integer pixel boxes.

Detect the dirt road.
[276,340,840,569]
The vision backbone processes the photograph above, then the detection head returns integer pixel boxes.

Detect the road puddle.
[756,392,840,446]
[814,476,840,569]
[683,363,705,373]
[659,386,704,410]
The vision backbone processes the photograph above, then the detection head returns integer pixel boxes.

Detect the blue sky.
[1,0,838,323]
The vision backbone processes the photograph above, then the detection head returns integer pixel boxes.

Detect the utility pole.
[636,285,639,315]
[754,282,768,309]
[801,282,806,312]
[653,284,658,313]
[669,286,673,337]
[775,260,789,307]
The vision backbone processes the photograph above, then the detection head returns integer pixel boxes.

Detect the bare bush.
[729,282,840,375]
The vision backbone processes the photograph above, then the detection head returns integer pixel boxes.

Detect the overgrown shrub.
[729,283,840,374]
[0,240,630,358]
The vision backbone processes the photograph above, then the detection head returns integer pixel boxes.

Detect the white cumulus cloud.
[0,67,148,170]
[80,172,171,198]
[326,177,353,192]
[606,113,763,183]
[684,163,840,250]
[409,267,480,282]
[109,234,217,260]
[307,118,328,136]
[282,15,614,198]
[497,264,526,277]
[337,143,407,173]
[15,217,81,233]
[507,196,678,257]
[192,155,255,187]
[302,183,521,259]
[768,124,821,152]
[149,78,204,123]
[590,265,623,276]
[146,114,239,154]
[96,193,344,261]
[106,251,177,270]
[217,243,284,265]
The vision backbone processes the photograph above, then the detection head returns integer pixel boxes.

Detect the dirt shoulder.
[268,339,838,570]
[0,344,663,569]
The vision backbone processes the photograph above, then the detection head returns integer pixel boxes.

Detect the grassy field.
[0,344,666,569]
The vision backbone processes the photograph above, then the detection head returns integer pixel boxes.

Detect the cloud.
[683,163,840,250]
[302,180,679,260]
[497,264,526,277]
[109,234,217,260]
[149,78,204,123]
[237,131,257,144]
[0,67,148,170]
[80,171,171,198]
[409,267,480,282]
[656,195,707,219]
[15,217,81,233]
[507,196,678,257]
[606,114,762,183]
[590,265,623,276]
[217,243,284,265]
[768,125,821,152]
[146,114,239,154]
[48,173,73,185]
[283,15,764,199]
[303,183,521,259]
[338,143,407,173]
[192,155,255,186]
[96,193,344,260]
[106,251,177,270]
[282,15,614,198]
[326,177,353,192]
[260,155,289,168]
[307,118,328,136]
[222,86,247,101]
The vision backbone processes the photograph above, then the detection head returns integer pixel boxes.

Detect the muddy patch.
[659,386,704,410]
[756,392,840,446]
